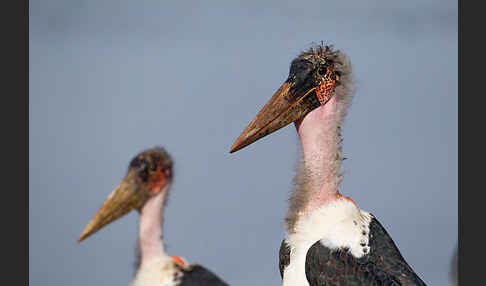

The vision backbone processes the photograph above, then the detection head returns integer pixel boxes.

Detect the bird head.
[78,147,173,242]
[230,44,352,153]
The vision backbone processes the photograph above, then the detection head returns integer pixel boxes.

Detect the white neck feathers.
[283,198,372,286]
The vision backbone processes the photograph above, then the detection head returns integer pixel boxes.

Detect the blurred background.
[29,0,457,285]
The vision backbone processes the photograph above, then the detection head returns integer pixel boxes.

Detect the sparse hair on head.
[130,146,175,182]
[299,43,355,124]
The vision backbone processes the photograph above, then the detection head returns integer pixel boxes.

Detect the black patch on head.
[285,47,337,104]
[128,146,174,183]
[284,58,323,110]
[287,58,314,83]
[129,156,150,182]
[287,58,318,100]
[129,156,143,169]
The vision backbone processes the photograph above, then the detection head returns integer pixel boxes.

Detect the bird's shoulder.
[177,264,229,286]
[305,216,427,286]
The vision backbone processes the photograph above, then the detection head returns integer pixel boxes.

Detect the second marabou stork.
[78,147,229,286]
[230,45,427,285]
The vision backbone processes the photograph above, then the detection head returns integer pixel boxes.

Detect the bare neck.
[286,96,343,232]
[136,185,170,267]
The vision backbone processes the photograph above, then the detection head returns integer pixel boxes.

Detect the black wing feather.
[304,216,427,286]
[279,240,292,278]
[178,264,229,286]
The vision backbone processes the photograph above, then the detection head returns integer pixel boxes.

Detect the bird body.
[230,44,427,285]
[79,147,229,286]
[280,197,372,286]
[132,256,227,286]
[279,197,426,286]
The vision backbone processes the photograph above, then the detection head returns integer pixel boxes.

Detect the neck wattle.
[137,188,169,265]
[286,96,343,232]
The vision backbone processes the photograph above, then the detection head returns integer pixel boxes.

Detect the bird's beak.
[230,80,324,153]
[78,171,149,242]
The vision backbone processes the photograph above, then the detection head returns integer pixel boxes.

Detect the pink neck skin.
[294,95,341,211]
[138,184,170,264]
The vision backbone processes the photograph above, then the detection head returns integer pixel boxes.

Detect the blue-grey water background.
[30,1,457,285]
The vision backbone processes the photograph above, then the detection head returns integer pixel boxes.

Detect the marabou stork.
[230,45,427,285]
[78,147,229,286]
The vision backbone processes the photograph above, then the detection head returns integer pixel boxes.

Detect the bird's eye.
[318,67,326,76]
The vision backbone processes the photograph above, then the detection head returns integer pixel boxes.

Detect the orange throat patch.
[316,68,337,105]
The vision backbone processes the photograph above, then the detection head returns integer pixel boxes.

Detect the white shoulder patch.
[283,198,373,286]
[131,255,184,286]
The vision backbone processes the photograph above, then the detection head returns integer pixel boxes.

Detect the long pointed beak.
[230,81,321,153]
[78,171,148,242]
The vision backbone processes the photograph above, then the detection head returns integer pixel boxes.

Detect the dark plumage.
[178,264,230,286]
[279,240,291,278]
[277,217,426,286]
